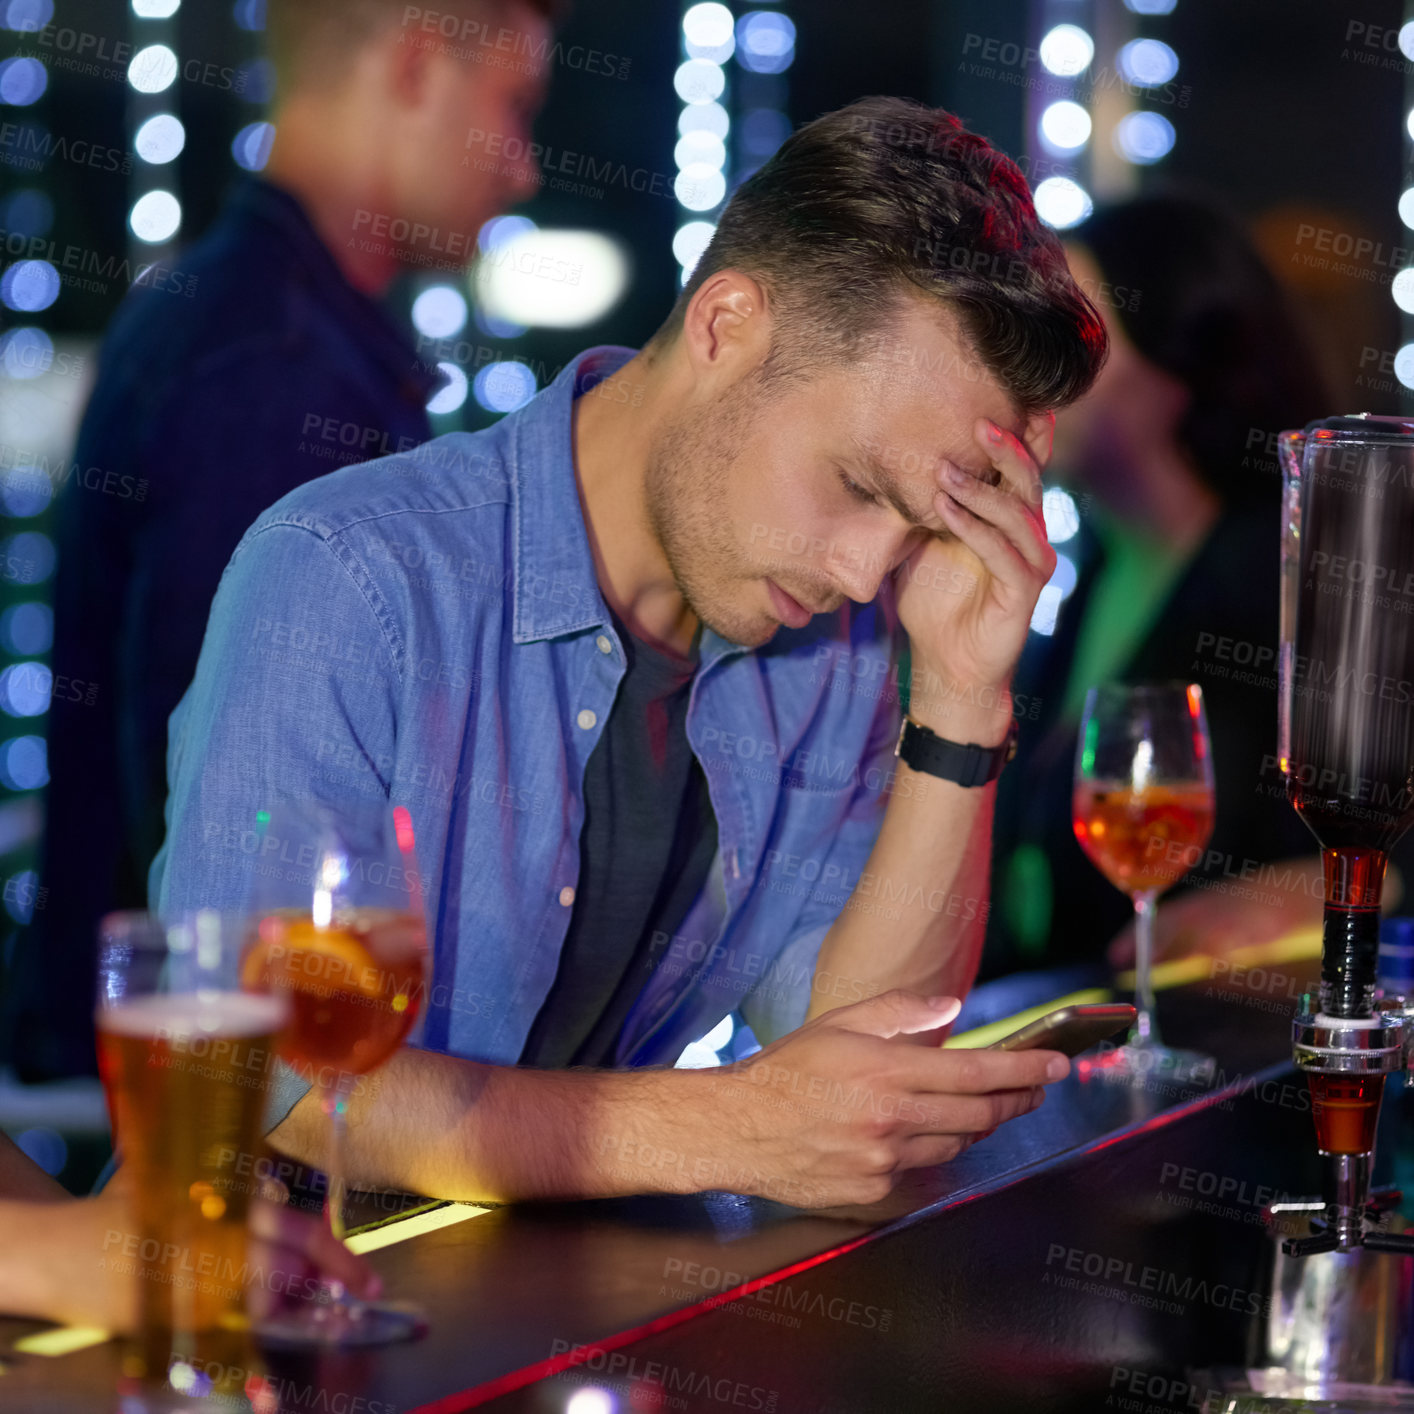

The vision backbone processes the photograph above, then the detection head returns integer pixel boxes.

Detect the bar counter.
[1,949,1328,1413]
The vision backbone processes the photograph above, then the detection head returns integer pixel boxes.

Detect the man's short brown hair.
[658,96,1107,416]
[266,0,562,95]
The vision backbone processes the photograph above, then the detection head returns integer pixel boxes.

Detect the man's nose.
[825,530,918,604]
[824,547,890,605]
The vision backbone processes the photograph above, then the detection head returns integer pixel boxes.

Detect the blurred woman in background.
[981,192,1360,980]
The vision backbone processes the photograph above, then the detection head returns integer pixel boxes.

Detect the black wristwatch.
[893,715,1018,787]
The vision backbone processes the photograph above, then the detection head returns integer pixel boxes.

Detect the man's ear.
[1023,411,1056,471]
[681,270,771,379]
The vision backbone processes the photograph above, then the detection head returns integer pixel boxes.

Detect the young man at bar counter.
[152,97,1109,1209]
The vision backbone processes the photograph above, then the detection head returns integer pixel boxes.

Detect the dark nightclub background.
[0,0,1408,1189]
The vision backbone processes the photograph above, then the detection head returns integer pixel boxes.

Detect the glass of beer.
[240,799,429,1347]
[1072,682,1217,1082]
[95,909,289,1408]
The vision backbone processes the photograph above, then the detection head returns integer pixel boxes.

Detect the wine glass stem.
[321,1078,354,1245]
[1132,889,1161,1048]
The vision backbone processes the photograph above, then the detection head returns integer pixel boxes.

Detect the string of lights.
[1029,0,1179,637]
[1394,13,1414,401]
[0,0,63,921]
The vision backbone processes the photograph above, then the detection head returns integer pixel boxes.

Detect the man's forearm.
[268,1047,728,1204]
[804,675,1011,1027]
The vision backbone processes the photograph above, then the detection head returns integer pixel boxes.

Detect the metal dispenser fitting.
[1284,1007,1412,1255]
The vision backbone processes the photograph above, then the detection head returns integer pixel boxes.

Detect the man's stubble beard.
[645,375,775,649]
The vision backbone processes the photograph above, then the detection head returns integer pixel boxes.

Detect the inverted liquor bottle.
[1278,418,1414,1020]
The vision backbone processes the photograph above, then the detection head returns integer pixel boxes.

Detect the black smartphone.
[985,1003,1137,1058]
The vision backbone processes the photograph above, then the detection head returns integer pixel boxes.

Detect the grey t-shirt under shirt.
[519,607,719,1068]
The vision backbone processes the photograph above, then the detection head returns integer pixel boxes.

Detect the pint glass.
[95,910,289,1404]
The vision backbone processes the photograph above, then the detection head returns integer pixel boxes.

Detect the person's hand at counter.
[0,1150,381,1333]
[707,990,1068,1206]
[271,990,1067,1210]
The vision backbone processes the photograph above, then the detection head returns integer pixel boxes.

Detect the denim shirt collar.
[506,345,748,674]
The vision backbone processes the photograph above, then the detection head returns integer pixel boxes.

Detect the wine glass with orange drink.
[1072,682,1217,1082]
[240,799,429,1346]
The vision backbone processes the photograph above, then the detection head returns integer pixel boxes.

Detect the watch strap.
[894,715,1018,787]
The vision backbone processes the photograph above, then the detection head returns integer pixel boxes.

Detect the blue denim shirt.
[151,347,905,1128]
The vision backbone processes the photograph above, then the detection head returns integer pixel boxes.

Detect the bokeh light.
[129,190,182,243]
[673,58,725,104]
[1118,38,1179,87]
[135,112,186,164]
[3,531,54,584]
[0,602,51,656]
[1033,177,1093,230]
[0,737,46,792]
[0,260,60,313]
[1393,268,1414,315]
[1,0,53,31]
[412,285,469,339]
[0,327,53,380]
[426,362,468,416]
[0,56,46,105]
[231,120,275,171]
[1114,111,1175,164]
[1040,101,1091,151]
[127,44,178,94]
[678,101,729,139]
[1042,487,1081,544]
[0,465,52,516]
[672,221,715,277]
[0,662,50,716]
[735,11,795,73]
[473,361,537,414]
[1039,24,1094,77]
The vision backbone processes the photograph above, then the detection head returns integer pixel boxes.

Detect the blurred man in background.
[16,0,554,1080]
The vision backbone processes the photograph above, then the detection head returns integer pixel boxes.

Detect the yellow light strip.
[945,988,1113,1049]
[344,1201,489,1254]
[948,926,1326,1053]
[12,1327,110,1357]
[1114,926,1324,993]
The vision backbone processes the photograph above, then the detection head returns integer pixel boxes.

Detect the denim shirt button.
[576,709,597,730]
[595,635,613,655]
[559,885,576,906]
